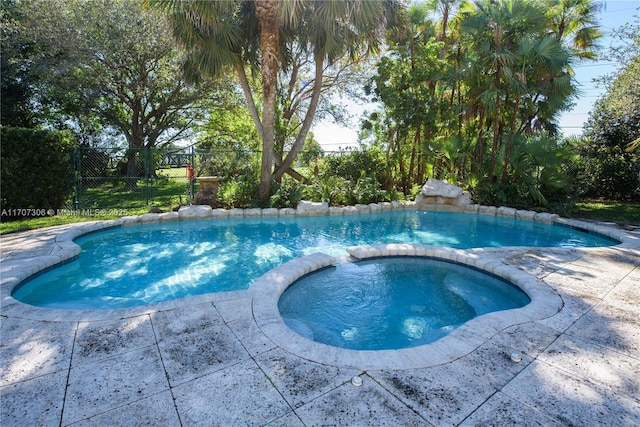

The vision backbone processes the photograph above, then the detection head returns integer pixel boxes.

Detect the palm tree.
[546,0,602,60]
[145,0,271,197]
[148,0,400,202]
[254,0,281,200]
[460,0,575,181]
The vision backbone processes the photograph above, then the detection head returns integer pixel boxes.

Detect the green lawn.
[572,200,640,226]
[0,170,192,235]
[78,175,190,210]
[156,166,189,179]
[0,209,150,235]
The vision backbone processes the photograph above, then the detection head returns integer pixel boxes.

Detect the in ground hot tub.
[278,256,531,351]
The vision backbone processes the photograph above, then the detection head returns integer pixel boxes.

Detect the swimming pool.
[12,210,615,310]
[279,257,531,350]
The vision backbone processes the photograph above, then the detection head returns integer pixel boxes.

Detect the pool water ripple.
[278,257,531,350]
[12,210,615,310]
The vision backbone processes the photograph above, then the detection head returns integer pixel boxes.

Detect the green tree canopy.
[0,0,37,127]
[148,0,401,202]
[579,15,640,199]
[8,0,228,183]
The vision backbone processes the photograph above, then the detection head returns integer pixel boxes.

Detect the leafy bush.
[576,145,638,200]
[303,147,398,205]
[217,176,259,209]
[471,181,510,207]
[470,135,579,209]
[319,148,387,186]
[269,178,303,208]
[1,127,76,218]
[199,150,257,181]
[303,175,352,205]
[302,174,400,206]
[353,177,388,204]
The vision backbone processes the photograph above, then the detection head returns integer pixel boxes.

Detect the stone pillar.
[194,176,222,207]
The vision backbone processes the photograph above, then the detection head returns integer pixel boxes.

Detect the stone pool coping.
[2,205,639,426]
[1,202,637,325]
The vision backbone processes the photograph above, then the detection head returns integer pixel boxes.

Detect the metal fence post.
[145,147,152,205]
[190,145,195,202]
[73,148,81,209]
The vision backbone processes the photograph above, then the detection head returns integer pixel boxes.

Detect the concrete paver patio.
[1,216,639,426]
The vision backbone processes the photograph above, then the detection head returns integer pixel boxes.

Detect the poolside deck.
[1,219,639,426]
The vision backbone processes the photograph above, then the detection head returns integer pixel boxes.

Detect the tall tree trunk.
[234,56,263,141]
[425,122,433,176]
[416,149,425,185]
[255,0,280,202]
[126,149,139,190]
[397,133,407,192]
[409,122,421,188]
[273,49,324,181]
[475,104,485,175]
[384,127,393,190]
[437,2,449,59]
[488,88,500,180]
[126,104,144,190]
[501,95,520,183]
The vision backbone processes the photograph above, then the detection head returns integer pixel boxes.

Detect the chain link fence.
[72,146,262,210]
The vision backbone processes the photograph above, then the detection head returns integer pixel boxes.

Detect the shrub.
[303,176,352,206]
[269,178,303,209]
[199,149,257,181]
[353,177,387,204]
[1,127,76,218]
[576,146,639,200]
[320,148,387,186]
[305,147,397,205]
[217,176,259,209]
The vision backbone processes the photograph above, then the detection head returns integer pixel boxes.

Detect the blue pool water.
[13,210,615,310]
[278,257,531,350]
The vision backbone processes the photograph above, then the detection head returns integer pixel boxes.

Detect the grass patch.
[572,200,640,226]
[0,172,192,235]
[156,167,188,179]
[79,176,191,209]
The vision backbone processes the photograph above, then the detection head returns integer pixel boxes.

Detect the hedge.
[1,127,76,218]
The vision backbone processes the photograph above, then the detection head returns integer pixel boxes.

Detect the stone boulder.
[421,178,463,198]
[415,178,471,208]
[178,204,213,219]
[296,200,329,216]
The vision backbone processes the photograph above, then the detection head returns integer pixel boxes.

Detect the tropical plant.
[269,177,304,209]
[217,176,260,209]
[303,175,352,206]
[365,0,598,206]
[546,0,602,60]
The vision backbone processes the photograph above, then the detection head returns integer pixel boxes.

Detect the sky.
[312,0,640,151]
